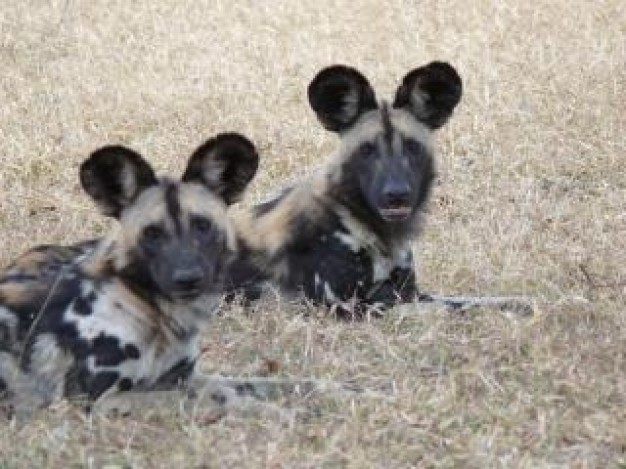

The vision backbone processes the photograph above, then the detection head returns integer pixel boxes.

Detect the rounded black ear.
[182,133,259,205]
[307,65,378,132]
[393,62,462,129]
[80,146,158,218]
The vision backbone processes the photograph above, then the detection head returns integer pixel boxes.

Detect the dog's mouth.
[169,288,204,301]
[379,206,412,222]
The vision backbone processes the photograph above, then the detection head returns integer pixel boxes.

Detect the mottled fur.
[228,63,463,317]
[0,133,260,411]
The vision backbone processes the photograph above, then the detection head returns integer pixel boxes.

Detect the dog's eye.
[360,142,377,158]
[191,216,213,235]
[143,224,167,242]
[405,140,422,155]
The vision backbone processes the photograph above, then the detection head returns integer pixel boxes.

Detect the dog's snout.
[382,179,411,207]
[172,266,204,289]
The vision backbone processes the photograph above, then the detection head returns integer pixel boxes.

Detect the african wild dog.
[227,62,463,316]
[0,133,260,411]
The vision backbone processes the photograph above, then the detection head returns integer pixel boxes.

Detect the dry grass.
[1,0,625,466]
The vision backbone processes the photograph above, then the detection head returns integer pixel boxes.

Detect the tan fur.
[178,183,238,252]
[331,105,434,170]
[1,247,78,278]
[3,251,50,276]
[0,280,46,307]
[82,182,238,274]
[120,184,232,247]
[234,173,329,256]
[0,247,76,307]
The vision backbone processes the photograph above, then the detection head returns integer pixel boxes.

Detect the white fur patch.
[372,255,394,282]
[314,273,322,291]
[333,231,361,253]
[323,282,339,303]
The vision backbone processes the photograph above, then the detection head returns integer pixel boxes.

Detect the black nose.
[382,179,411,207]
[172,266,205,290]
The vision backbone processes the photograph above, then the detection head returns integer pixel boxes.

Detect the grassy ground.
[1,0,624,467]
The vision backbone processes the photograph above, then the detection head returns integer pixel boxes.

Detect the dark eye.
[142,224,167,243]
[191,216,213,235]
[360,142,377,158]
[405,140,422,155]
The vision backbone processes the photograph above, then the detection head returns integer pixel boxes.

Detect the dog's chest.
[331,214,413,282]
[62,281,202,389]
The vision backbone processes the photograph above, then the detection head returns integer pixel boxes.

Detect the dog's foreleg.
[417,293,535,316]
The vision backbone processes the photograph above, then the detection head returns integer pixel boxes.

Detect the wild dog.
[227,62,463,316]
[0,133,260,411]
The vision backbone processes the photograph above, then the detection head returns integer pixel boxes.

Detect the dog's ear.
[183,133,259,205]
[308,65,378,132]
[80,146,157,218]
[393,62,462,129]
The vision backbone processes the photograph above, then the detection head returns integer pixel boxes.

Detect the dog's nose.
[382,179,411,207]
[172,266,204,290]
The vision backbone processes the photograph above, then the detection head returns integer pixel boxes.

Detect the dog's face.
[119,182,235,300]
[338,103,436,223]
[80,133,259,300]
[308,62,462,223]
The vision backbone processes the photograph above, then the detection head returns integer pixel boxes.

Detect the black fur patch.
[183,133,259,205]
[329,159,391,239]
[254,188,293,217]
[16,274,82,346]
[393,61,463,129]
[117,251,163,305]
[118,377,133,392]
[72,294,94,316]
[210,390,228,405]
[165,183,183,235]
[0,274,38,284]
[124,344,140,360]
[155,358,196,387]
[0,322,12,347]
[92,333,128,367]
[282,214,371,302]
[224,241,269,301]
[235,382,258,397]
[87,371,120,400]
[367,267,418,305]
[80,146,158,218]
[380,103,394,144]
[308,65,378,132]
[331,146,434,243]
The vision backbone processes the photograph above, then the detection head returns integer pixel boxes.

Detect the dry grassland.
[0,0,624,467]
